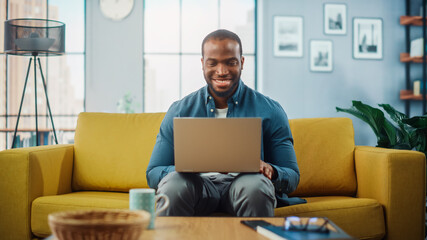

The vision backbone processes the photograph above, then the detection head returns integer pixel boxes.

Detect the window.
[143,0,256,112]
[0,0,85,150]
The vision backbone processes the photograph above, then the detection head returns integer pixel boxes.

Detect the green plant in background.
[336,100,427,155]
[117,92,140,113]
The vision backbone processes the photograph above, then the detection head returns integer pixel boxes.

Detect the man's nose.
[216,64,229,75]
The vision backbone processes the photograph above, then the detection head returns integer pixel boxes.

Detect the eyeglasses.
[283,216,330,233]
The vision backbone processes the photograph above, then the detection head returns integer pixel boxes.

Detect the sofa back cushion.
[72,112,165,192]
[288,118,356,197]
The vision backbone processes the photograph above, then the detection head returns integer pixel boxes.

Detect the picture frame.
[324,3,347,35]
[310,40,333,72]
[353,18,383,60]
[273,16,303,57]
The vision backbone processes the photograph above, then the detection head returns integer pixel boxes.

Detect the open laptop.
[173,118,262,173]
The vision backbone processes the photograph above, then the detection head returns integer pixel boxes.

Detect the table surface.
[140,217,284,240]
[46,216,284,240]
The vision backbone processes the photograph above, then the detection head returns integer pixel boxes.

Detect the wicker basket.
[48,209,151,240]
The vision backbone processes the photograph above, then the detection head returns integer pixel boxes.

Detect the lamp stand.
[11,53,59,148]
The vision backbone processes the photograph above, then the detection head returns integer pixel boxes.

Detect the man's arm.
[146,106,177,189]
[264,105,300,194]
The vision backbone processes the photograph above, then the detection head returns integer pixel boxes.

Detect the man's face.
[201,38,244,99]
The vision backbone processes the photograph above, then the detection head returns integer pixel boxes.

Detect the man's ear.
[240,56,245,70]
[201,57,204,70]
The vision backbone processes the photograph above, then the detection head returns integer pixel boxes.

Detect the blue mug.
[129,188,169,229]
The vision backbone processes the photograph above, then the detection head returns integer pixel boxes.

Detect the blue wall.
[259,0,424,146]
[86,0,424,146]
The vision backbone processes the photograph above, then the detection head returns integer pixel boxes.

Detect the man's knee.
[228,174,276,217]
[230,174,275,199]
[157,172,202,200]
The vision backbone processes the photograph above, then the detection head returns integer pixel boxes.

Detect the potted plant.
[336,101,426,155]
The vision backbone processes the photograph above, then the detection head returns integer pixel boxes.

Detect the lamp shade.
[4,18,65,56]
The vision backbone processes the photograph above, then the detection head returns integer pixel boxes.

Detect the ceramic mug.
[129,188,169,229]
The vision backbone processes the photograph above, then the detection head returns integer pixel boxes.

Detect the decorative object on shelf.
[4,18,65,148]
[324,3,347,35]
[353,18,383,60]
[273,16,303,57]
[336,100,427,155]
[310,40,333,72]
[414,80,421,96]
[410,37,424,57]
[99,0,134,21]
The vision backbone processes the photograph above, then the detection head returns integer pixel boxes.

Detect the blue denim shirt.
[146,80,301,206]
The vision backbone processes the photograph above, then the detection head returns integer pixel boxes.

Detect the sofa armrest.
[355,146,426,240]
[0,144,74,240]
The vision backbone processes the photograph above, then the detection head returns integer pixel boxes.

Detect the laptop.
[173,118,262,173]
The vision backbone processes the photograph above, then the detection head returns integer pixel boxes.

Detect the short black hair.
[201,29,243,57]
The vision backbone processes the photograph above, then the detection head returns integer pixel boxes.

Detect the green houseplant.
[336,101,427,155]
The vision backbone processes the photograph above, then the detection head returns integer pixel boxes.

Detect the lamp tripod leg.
[34,55,39,146]
[11,58,33,149]
[37,58,58,145]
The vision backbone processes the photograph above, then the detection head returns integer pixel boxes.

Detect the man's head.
[201,29,244,106]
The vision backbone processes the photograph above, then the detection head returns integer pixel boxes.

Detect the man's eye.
[228,61,238,66]
[207,62,216,67]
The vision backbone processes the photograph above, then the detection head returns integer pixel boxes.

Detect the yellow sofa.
[0,112,425,240]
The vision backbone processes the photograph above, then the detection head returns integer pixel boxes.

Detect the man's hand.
[259,160,276,180]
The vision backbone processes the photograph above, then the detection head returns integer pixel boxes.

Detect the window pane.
[6,116,76,147]
[241,55,255,89]
[7,55,48,116]
[219,0,255,54]
[145,0,180,53]
[0,55,5,114]
[48,0,85,53]
[182,0,218,54]
[0,0,6,53]
[47,54,84,115]
[50,116,77,144]
[0,133,5,150]
[8,0,47,19]
[144,55,180,112]
[7,116,48,133]
[181,55,205,97]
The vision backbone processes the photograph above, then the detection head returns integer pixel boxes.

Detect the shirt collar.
[204,79,243,105]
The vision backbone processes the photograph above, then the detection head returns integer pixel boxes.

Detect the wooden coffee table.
[139,216,284,239]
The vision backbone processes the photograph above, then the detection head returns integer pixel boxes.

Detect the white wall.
[85,0,143,113]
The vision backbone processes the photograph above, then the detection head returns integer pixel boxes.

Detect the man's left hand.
[259,160,276,180]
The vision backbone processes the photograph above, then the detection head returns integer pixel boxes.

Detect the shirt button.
[210,109,214,112]
[235,101,238,105]
[209,96,212,99]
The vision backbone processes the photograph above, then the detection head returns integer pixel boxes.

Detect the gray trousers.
[156,172,277,217]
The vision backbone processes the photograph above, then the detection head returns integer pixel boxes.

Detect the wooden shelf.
[400,90,426,100]
[400,53,424,63]
[400,16,427,26]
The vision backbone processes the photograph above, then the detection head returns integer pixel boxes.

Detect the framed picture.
[310,40,333,72]
[273,16,303,57]
[324,3,347,35]
[353,18,383,60]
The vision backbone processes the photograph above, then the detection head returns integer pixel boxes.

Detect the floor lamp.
[4,18,65,148]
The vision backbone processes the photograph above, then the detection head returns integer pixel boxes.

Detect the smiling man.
[146,29,304,217]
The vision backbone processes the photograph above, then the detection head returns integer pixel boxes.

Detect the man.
[146,29,304,217]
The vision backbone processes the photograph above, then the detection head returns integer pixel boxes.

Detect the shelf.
[400,16,427,26]
[400,90,426,100]
[400,53,424,63]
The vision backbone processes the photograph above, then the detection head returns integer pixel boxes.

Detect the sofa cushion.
[275,196,385,240]
[31,191,129,237]
[288,118,356,197]
[73,112,166,192]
